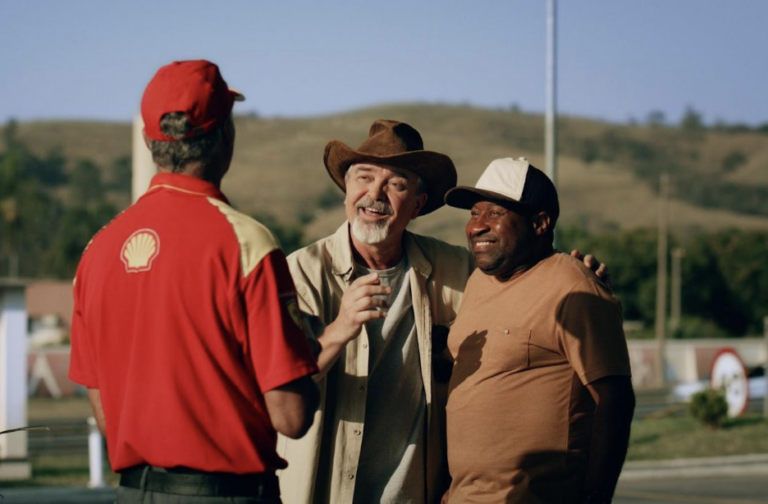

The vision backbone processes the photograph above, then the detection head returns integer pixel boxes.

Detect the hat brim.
[230,88,245,102]
[324,140,457,215]
[445,186,532,214]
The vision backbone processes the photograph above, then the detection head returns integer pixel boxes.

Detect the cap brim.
[323,140,457,216]
[445,186,532,214]
[230,88,245,102]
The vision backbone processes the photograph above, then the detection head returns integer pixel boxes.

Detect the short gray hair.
[148,113,230,172]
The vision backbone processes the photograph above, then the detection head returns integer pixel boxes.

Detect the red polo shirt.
[69,173,318,474]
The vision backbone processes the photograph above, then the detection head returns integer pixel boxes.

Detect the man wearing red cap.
[277,122,609,504]
[69,60,319,504]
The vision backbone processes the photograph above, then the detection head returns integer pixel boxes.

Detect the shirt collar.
[142,172,229,204]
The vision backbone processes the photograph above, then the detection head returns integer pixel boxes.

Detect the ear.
[223,117,236,146]
[410,193,428,220]
[531,211,551,236]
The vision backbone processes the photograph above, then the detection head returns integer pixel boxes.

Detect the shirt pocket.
[486,327,531,373]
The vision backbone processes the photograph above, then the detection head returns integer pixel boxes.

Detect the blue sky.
[1,1,766,125]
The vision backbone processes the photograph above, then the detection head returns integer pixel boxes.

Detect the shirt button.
[347,473,355,480]
[504,329,509,334]
[353,429,361,436]
[362,343,368,349]
[358,385,365,391]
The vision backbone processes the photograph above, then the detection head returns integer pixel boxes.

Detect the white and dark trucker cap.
[444,157,560,225]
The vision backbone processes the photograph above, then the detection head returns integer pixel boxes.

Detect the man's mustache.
[355,197,393,215]
[469,230,498,242]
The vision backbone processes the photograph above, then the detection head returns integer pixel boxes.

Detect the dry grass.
[4,103,768,246]
[628,414,768,461]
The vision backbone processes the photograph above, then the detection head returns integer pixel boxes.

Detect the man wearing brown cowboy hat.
[276,121,608,504]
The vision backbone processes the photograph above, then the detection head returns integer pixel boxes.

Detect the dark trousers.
[117,465,280,504]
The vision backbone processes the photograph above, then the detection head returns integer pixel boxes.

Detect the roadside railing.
[26,416,105,488]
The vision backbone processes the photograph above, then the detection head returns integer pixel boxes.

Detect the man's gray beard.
[351,217,390,244]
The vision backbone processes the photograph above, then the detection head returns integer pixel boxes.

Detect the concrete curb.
[620,453,768,480]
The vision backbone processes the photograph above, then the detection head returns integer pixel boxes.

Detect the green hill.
[5,103,768,247]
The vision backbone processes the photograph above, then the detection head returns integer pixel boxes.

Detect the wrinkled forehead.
[348,162,415,180]
[470,198,532,217]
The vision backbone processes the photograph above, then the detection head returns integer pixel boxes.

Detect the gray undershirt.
[353,258,427,504]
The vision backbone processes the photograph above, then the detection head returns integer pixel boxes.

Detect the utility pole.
[655,173,670,387]
[545,0,558,246]
[545,0,557,187]
[670,247,685,333]
[764,316,768,420]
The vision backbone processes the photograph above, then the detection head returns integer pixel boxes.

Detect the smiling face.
[465,200,536,279]
[344,163,427,246]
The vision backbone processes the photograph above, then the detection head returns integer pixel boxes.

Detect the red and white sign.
[710,348,749,417]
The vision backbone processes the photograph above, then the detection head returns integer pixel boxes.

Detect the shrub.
[721,150,747,173]
[689,389,728,429]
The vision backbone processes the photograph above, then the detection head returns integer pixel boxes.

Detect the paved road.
[2,476,767,504]
[0,486,115,504]
[615,475,768,504]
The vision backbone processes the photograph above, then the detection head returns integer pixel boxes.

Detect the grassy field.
[3,103,768,247]
[628,413,768,461]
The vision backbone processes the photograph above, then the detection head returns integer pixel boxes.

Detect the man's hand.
[314,273,391,374]
[571,250,611,288]
[331,272,391,343]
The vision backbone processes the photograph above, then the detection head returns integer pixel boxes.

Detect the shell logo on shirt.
[121,229,160,273]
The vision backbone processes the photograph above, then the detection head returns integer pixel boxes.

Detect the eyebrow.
[352,165,410,180]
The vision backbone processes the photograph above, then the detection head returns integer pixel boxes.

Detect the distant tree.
[70,160,105,205]
[581,139,600,164]
[646,110,666,128]
[34,147,68,187]
[43,202,117,278]
[2,119,20,151]
[680,106,705,132]
[252,212,303,255]
[109,155,132,192]
[558,226,658,322]
[316,185,343,209]
[721,150,747,173]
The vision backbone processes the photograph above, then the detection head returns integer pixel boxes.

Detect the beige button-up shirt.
[277,223,473,504]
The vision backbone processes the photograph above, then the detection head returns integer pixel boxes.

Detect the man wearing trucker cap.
[442,158,635,504]
[69,60,319,503]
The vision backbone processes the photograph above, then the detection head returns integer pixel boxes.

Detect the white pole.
[87,416,105,488]
[764,316,768,420]
[655,174,670,387]
[545,0,558,247]
[545,0,557,185]
[132,114,156,203]
[670,247,685,332]
[0,282,31,480]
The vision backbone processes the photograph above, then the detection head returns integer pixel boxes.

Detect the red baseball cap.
[141,60,245,142]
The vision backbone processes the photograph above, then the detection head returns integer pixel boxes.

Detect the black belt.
[119,465,279,498]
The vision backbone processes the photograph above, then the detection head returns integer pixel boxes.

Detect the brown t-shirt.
[444,252,631,504]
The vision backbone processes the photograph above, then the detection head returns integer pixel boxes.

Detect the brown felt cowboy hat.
[324,119,457,215]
